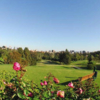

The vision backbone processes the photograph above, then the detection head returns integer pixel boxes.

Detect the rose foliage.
[0,62,100,100]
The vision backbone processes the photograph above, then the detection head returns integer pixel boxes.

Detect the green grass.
[0,60,100,89]
[70,60,88,67]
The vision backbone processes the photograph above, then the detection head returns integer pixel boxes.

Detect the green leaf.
[27,97,33,100]
[12,94,16,99]
[43,91,49,98]
[17,92,23,98]
[17,92,26,99]
[33,96,39,100]
[24,89,29,96]
[22,82,26,87]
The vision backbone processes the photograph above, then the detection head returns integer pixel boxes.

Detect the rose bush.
[0,62,100,100]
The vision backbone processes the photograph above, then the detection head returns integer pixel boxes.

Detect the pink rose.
[76,88,83,94]
[57,90,64,98]
[68,82,74,88]
[3,81,6,85]
[53,77,59,83]
[44,81,47,85]
[40,82,44,86]
[13,62,20,71]
[79,88,83,94]
[98,90,100,93]
[23,93,26,96]
[51,91,54,94]
[28,92,33,97]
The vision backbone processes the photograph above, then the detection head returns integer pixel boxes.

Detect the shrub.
[87,61,96,69]
[21,58,28,66]
[7,51,21,64]
[0,57,4,64]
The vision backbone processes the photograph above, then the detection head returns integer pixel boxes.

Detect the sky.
[0,0,100,52]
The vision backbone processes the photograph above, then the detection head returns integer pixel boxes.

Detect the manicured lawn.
[70,60,88,68]
[0,60,100,89]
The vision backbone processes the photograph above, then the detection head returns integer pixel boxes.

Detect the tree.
[24,47,30,63]
[0,49,9,64]
[74,53,80,61]
[53,53,59,61]
[88,54,94,63]
[17,47,23,57]
[59,49,71,64]
[42,53,51,60]
[7,51,21,64]
[30,51,37,66]
[59,52,64,63]
[80,55,84,60]
[87,54,95,69]
[64,49,71,64]
[37,52,43,61]
[0,57,4,64]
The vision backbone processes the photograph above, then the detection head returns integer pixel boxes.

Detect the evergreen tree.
[59,49,71,64]
[24,47,30,63]
[17,47,23,57]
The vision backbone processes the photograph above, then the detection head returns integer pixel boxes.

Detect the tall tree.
[17,47,23,57]
[88,54,93,63]
[74,53,80,61]
[7,51,21,64]
[59,49,71,64]
[30,51,37,66]
[24,47,30,62]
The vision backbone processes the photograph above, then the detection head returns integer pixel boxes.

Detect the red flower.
[76,88,83,94]
[13,62,20,71]
[53,77,59,83]
[44,81,47,85]
[57,90,64,98]
[40,82,44,86]
[68,82,74,88]
[28,92,33,97]
[51,91,54,94]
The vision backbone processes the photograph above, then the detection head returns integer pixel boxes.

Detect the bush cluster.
[0,47,38,66]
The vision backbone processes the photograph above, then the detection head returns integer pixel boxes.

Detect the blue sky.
[0,0,100,52]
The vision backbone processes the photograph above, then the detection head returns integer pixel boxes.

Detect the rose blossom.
[79,88,83,94]
[53,77,59,83]
[68,82,74,88]
[44,81,47,85]
[76,88,83,94]
[28,92,33,97]
[51,91,54,94]
[40,82,44,86]
[13,62,20,71]
[57,90,64,98]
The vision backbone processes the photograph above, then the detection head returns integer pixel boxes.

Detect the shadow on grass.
[58,79,78,86]
[65,76,78,78]
[96,65,100,70]
[43,61,60,65]
[63,66,74,69]
[63,66,88,70]
[77,64,86,66]
[80,65,100,70]
[80,67,87,69]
